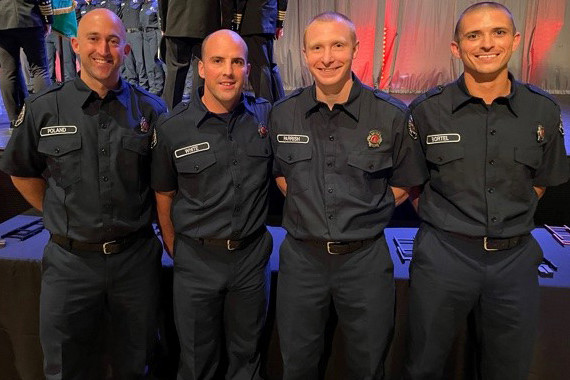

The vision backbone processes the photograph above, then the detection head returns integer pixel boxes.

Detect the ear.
[123,43,131,56]
[246,62,251,78]
[512,31,521,52]
[198,59,205,79]
[352,40,360,60]
[71,37,79,54]
[450,40,461,59]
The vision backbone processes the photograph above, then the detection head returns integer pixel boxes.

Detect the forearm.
[155,190,176,256]
[391,186,411,207]
[11,176,46,211]
[275,176,287,196]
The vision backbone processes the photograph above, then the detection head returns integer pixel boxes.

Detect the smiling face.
[71,9,130,94]
[198,30,250,113]
[303,19,359,92]
[451,6,520,81]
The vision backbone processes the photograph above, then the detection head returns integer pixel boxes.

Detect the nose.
[480,33,494,50]
[321,47,334,65]
[96,40,110,55]
[222,60,233,76]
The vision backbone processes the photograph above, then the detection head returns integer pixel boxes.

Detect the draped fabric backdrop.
[275,0,570,93]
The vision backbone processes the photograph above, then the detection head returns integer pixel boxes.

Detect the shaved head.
[78,8,126,42]
[454,2,516,42]
[201,29,248,63]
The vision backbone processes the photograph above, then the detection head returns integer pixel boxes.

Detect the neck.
[315,76,354,110]
[201,94,240,114]
[463,70,511,105]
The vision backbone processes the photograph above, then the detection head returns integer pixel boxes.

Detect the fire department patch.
[258,122,268,138]
[14,104,25,127]
[537,124,545,143]
[408,115,418,140]
[367,130,382,148]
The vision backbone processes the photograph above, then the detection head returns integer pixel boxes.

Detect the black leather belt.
[51,228,149,254]
[447,231,528,252]
[305,238,376,255]
[197,227,265,251]
[126,28,140,33]
[144,27,158,32]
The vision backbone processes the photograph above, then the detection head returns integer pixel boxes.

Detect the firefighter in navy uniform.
[270,12,427,379]
[404,3,569,380]
[140,0,164,95]
[152,30,273,379]
[0,9,167,379]
[121,0,147,89]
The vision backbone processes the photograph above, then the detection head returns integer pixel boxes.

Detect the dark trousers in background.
[0,26,50,122]
[124,30,148,89]
[277,234,395,380]
[40,236,163,380]
[173,230,272,380]
[46,33,77,83]
[405,223,542,380]
[163,36,204,110]
[242,34,284,103]
[142,28,165,95]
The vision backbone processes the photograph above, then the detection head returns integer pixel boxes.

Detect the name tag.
[174,142,210,158]
[426,133,461,144]
[277,134,309,144]
[40,126,77,136]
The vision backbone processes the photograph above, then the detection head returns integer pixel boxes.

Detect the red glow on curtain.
[353,25,376,86]
[379,0,399,90]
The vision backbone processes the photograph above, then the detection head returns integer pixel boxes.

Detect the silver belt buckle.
[103,240,117,255]
[326,241,341,255]
[227,240,237,251]
[483,237,498,252]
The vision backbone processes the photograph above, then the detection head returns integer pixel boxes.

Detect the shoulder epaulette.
[158,101,189,125]
[524,83,558,106]
[254,96,270,105]
[28,82,64,103]
[409,85,445,110]
[373,89,407,112]
[273,87,304,108]
[132,85,167,110]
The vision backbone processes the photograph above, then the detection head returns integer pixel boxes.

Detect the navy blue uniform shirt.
[270,75,428,241]
[151,88,272,240]
[0,78,167,242]
[410,73,569,238]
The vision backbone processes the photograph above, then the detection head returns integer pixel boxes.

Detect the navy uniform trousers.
[242,35,284,103]
[173,230,273,380]
[40,235,162,380]
[405,223,542,380]
[277,234,395,380]
[142,28,164,95]
[124,30,149,89]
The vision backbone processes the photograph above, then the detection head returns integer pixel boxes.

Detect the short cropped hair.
[454,2,516,42]
[303,11,357,47]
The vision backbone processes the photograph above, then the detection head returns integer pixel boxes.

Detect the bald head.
[303,12,357,48]
[454,2,516,42]
[78,8,126,42]
[201,29,249,63]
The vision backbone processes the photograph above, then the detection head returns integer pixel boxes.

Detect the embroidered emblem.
[408,115,418,140]
[151,129,157,149]
[367,130,382,148]
[258,122,268,138]
[174,142,210,158]
[426,133,461,144]
[537,124,545,143]
[276,134,309,144]
[40,126,78,137]
[140,117,149,133]
[14,104,25,127]
[559,114,565,136]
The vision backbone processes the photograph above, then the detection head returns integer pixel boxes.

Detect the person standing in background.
[0,0,53,128]
[121,0,148,89]
[140,0,164,95]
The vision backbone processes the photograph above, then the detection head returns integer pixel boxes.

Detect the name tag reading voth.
[40,126,77,136]
[277,134,310,143]
[426,133,461,144]
[174,142,210,158]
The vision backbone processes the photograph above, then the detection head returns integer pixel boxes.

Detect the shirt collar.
[75,77,130,108]
[302,73,362,121]
[451,72,519,116]
[192,86,253,127]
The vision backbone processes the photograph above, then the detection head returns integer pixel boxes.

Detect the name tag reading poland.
[40,126,77,136]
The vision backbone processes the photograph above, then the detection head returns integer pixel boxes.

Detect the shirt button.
[236,206,241,212]
[329,136,335,141]
[194,165,199,171]
[102,176,108,182]
[490,129,496,135]
[235,184,241,189]
[491,217,498,223]
[368,164,374,170]
[489,159,496,165]
[488,187,495,193]
[328,214,334,220]
[287,155,293,161]
[100,123,107,129]
[100,148,106,154]
[327,162,333,167]
[54,147,60,154]
[328,188,333,193]
[233,159,238,165]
